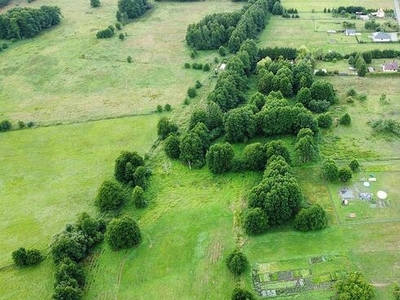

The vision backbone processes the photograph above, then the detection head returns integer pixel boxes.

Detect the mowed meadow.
[2,0,400,299]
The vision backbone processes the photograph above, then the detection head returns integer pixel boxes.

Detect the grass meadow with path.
[2,0,400,299]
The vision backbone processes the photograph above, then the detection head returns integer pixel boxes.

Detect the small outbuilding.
[382,61,399,72]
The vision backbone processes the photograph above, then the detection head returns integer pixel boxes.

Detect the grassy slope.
[0,115,158,299]
[85,162,261,299]
[0,0,241,125]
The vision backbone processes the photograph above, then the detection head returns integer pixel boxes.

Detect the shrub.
[55,258,85,287]
[96,28,114,38]
[203,63,210,71]
[156,104,163,113]
[0,120,12,132]
[187,87,197,98]
[52,283,83,300]
[127,56,132,63]
[157,117,178,139]
[114,151,144,184]
[195,80,202,89]
[12,248,43,266]
[90,0,100,7]
[340,113,351,125]
[164,104,172,111]
[243,208,269,235]
[349,159,360,172]
[322,158,338,181]
[132,186,146,208]
[119,33,125,40]
[338,166,352,182]
[346,88,357,97]
[115,22,122,30]
[164,134,180,159]
[184,62,191,69]
[317,113,333,128]
[231,287,255,300]
[226,250,248,276]
[106,216,141,251]
[334,272,374,300]
[218,46,227,56]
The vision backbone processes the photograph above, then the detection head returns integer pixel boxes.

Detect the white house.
[371,8,385,18]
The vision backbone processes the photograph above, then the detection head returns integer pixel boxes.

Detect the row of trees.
[185,12,241,50]
[322,158,359,182]
[258,46,297,60]
[0,6,62,40]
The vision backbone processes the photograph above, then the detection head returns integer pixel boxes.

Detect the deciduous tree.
[106,216,141,251]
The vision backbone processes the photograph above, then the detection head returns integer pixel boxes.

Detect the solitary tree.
[90,0,100,7]
[340,113,351,126]
[226,249,248,276]
[106,216,141,251]
[349,159,360,172]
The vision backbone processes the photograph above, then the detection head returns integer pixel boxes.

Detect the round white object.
[363,182,370,187]
[377,191,388,200]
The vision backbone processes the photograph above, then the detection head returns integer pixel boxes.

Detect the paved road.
[394,0,400,29]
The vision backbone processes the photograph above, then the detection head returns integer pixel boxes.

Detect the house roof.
[373,32,391,40]
[383,61,399,70]
[345,29,356,34]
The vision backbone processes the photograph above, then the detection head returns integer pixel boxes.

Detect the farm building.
[382,61,399,72]
[345,29,358,36]
[358,15,369,21]
[371,32,398,42]
[371,8,385,18]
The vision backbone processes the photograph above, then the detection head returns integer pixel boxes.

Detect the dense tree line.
[228,0,270,53]
[116,0,151,22]
[50,213,106,299]
[258,46,297,61]
[346,49,400,60]
[0,6,61,40]
[0,0,10,8]
[186,12,241,50]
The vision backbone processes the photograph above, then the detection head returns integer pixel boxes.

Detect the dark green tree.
[349,159,360,172]
[52,283,83,300]
[180,132,205,169]
[243,142,267,171]
[133,165,147,189]
[189,109,208,129]
[317,113,333,128]
[206,142,234,174]
[55,258,85,288]
[310,80,337,104]
[132,186,146,208]
[187,87,197,98]
[340,113,351,126]
[12,248,28,266]
[334,272,374,300]
[164,134,181,159]
[114,151,144,184]
[322,158,339,181]
[90,0,100,7]
[106,216,141,251]
[266,140,291,165]
[226,249,248,276]
[0,120,11,132]
[95,180,127,212]
[231,287,255,300]
[157,117,178,140]
[243,208,269,235]
[393,283,400,300]
[117,0,149,21]
[50,231,87,263]
[294,204,328,231]
[224,107,256,143]
[338,166,352,182]
[295,135,318,164]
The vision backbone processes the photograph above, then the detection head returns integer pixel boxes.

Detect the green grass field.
[0,115,158,299]
[2,0,400,299]
[0,0,241,125]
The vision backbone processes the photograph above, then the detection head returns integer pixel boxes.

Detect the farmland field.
[2,0,400,299]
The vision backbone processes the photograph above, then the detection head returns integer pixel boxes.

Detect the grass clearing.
[0,115,158,299]
[84,160,260,299]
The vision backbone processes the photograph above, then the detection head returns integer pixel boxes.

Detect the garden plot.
[330,171,400,223]
[253,256,351,297]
